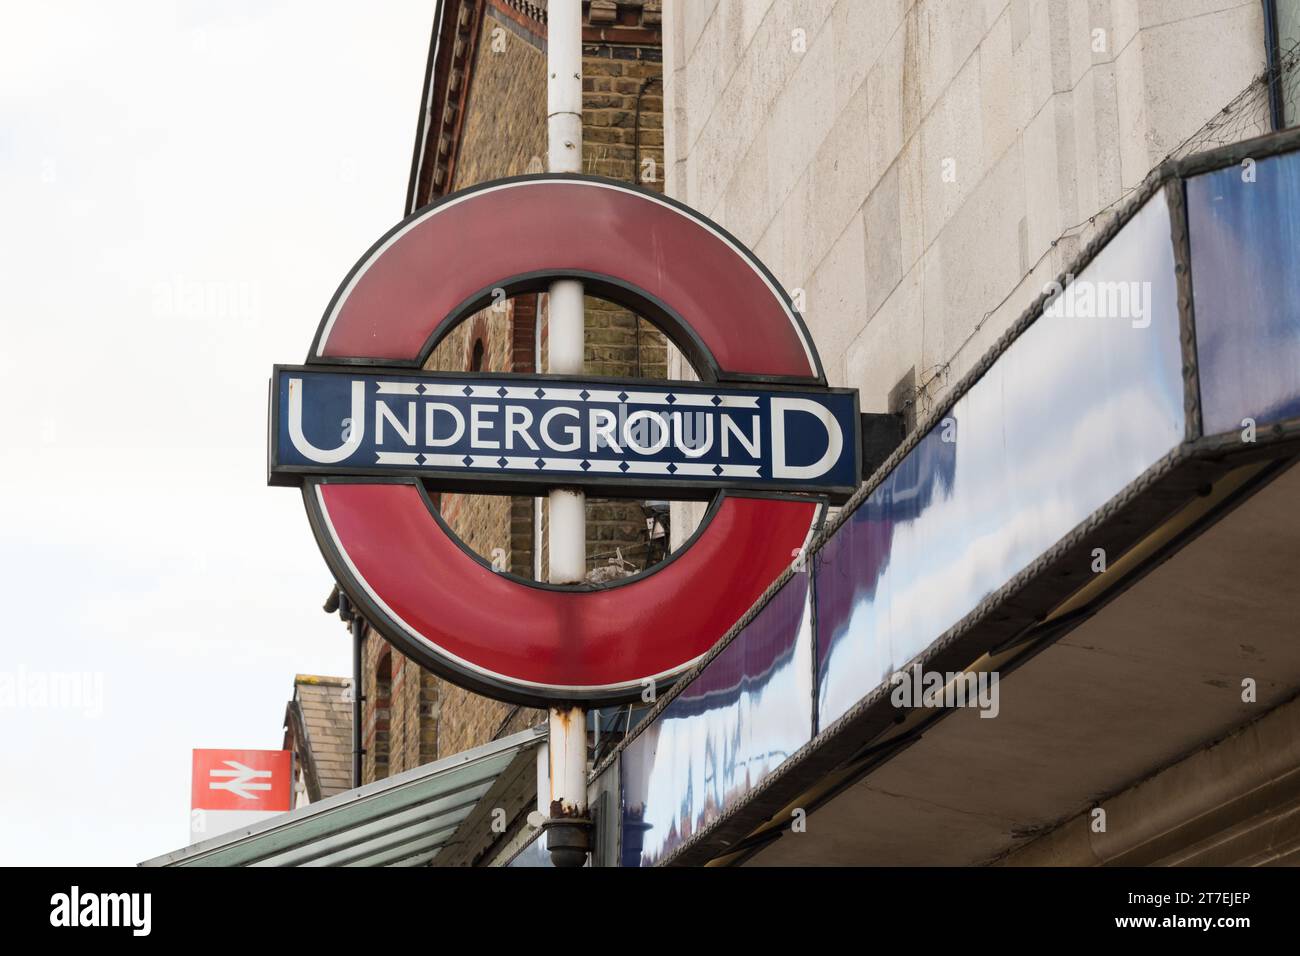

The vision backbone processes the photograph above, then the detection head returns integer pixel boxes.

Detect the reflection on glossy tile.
[815,190,1185,727]
[620,574,812,866]
[1188,150,1300,435]
[614,189,1189,866]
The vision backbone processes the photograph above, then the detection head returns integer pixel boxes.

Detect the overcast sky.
[0,0,433,865]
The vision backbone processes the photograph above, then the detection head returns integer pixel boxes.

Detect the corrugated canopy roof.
[142,726,544,867]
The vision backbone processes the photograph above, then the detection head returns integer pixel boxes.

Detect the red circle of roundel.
[304,175,826,706]
[310,176,824,382]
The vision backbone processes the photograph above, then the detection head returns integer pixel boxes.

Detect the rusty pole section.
[546,705,590,866]
[543,0,591,867]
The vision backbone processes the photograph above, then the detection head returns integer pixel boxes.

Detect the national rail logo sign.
[269,175,860,706]
[190,749,292,844]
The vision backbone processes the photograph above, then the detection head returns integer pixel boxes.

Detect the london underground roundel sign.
[270,175,859,707]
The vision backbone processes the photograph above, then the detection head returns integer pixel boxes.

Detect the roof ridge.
[294,673,351,686]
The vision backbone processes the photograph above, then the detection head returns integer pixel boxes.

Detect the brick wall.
[581,53,663,184]
[359,3,666,783]
[452,6,548,184]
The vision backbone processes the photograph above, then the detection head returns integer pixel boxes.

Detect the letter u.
[288,378,366,463]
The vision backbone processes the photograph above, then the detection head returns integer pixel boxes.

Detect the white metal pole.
[544,0,589,867]
[547,0,583,177]
[548,705,587,814]
[545,0,585,585]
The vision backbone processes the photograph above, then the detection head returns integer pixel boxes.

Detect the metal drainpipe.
[1264,0,1286,131]
[629,74,659,383]
[544,0,591,868]
[632,74,659,193]
[351,615,366,788]
[338,593,366,789]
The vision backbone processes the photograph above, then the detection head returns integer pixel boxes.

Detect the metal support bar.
[859,412,906,480]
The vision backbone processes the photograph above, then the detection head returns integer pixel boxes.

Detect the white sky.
[0,0,434,865]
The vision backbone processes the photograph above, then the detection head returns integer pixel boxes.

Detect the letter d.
[771,396,844,480]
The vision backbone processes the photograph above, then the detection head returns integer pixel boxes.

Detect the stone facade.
[664,0,1269,548]
[358,0,667,782]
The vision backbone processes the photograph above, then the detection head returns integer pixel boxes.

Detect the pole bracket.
[860,412,906,480]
